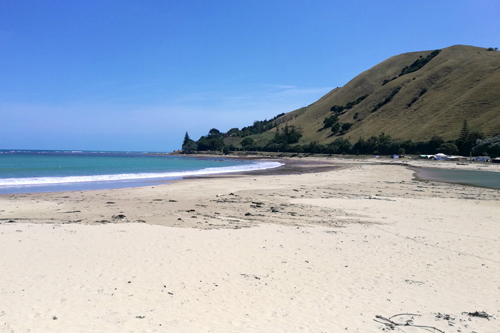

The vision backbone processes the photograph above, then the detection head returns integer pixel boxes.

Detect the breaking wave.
[0,161,283,187]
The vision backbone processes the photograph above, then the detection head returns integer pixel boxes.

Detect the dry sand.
[0,158,499,332]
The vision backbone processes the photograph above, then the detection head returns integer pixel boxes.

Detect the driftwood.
[374,313,445,333]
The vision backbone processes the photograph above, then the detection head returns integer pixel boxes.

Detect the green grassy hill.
[228,45,500,148]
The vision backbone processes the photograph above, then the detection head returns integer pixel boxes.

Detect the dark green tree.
[208,138,224,151]
[456,120,485,155]
[428,136,445,153]
[304,141,323,154]
[437,142,459,155]
[226,128,241,137]
[472,135,500,157]
[377,133,393,155]
[273,124,302,144]
[208,128,221,138]
[240,137,255,150]
[181,132,198,153]
[182,132,191,146]
[323,115,338,129]
[331,122,340,134]
[325,138,352,154]
[352,137,366,154]
[459,120,470,143]
[341,123,352,132]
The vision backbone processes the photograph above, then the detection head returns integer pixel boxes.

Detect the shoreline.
[0,156,283,195]
[0,158,499,332]
[2,154,499,196]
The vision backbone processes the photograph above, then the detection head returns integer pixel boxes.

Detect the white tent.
[434,153,448,160]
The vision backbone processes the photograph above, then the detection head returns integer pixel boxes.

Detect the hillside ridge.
[282,44,500,144]
[184,45,500,156]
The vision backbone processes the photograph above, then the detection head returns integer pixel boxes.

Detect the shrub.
[323,115,339,129]
[240,137,255,150]
[399,49,441,76]
[341,123,352,132]
[372,87,401,112]
[331,122,340,134]
[330,94,369,114]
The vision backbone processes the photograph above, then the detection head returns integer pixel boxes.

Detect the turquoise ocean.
[0,150,282,194]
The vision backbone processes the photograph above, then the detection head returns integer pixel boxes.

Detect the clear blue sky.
[1,0,499,152]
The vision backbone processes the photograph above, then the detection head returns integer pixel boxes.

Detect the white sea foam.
[0,161,283,187]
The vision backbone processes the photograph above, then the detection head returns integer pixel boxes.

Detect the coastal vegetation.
[228,113,286,138]
[371,87,401,113]
[183,122,499,157]
[181,132,198,153]
[406,88,427,108]
[399,49,441,76]
[329,94,368,114]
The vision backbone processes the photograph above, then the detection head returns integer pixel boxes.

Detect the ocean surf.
[0,151,282,194]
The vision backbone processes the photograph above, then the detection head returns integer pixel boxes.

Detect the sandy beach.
[1,158,499,332]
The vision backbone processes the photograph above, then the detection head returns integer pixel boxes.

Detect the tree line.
[182,120,499,158]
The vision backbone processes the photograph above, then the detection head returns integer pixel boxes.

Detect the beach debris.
[168,199,177,202]
[374,313,444,332]
[52,316,58,320]
[112,214,127,220]
[434,313,455,326]
[241,273,263,280]
[435,313,452,320]
[404,279,424,285]
[106,202,115,204]
[368,196,396,201]
[136,316,145,319]
[463,311,493,320]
